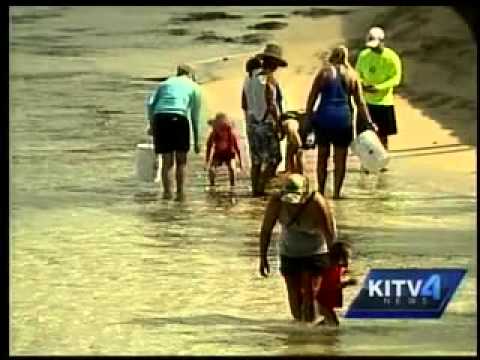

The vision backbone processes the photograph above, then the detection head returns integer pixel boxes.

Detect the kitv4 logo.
[345,269,466,319]
[368,274,441,301]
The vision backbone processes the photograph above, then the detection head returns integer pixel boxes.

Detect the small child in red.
[205,113,243,187]
[317,241,357,326]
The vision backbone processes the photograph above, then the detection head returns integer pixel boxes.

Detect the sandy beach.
[202,6,476,191]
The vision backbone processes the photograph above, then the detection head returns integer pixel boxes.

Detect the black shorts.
[314,126,353,148]
[280,253,330,276]
[367,104,398,137]
[152,113,190,154]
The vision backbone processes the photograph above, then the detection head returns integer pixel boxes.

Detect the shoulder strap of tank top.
[331,65,337,79]
[286,191,316,228]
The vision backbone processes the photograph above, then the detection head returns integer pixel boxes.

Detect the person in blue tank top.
[305,46,376,199]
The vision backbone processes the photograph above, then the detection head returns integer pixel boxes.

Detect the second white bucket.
[351,130,390,173]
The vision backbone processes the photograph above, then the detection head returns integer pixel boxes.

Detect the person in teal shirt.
[146,64,203,201]
[355,27,402,160]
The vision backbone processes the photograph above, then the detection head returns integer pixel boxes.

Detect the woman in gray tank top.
[259,174,337,323]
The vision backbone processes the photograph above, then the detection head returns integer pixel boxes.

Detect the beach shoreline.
[200,6,476,190]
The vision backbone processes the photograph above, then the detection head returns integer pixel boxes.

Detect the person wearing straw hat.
[146,63,203,201]
[355,27,402,161]
[243,43,288,196]
[259,174,338,325]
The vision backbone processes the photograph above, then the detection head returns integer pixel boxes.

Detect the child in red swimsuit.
[317,241,357,326]
[205,113,243,187]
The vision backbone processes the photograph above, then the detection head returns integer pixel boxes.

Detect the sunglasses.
[367,35,383,41]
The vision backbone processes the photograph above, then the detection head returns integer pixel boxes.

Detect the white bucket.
[351,130,389,173]
[135,143,158,182]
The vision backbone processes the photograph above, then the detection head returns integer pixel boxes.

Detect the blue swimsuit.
[311,66,353,147]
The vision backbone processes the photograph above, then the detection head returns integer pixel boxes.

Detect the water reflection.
[205,188,239,208]
[133,189,159,204]
[123,313,286,328]
[121,313,342,354]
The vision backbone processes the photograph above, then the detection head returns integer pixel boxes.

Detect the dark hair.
[246,57,262,77]
[262,55,280,70]
[177,64,196,81]
[330,241,352,263]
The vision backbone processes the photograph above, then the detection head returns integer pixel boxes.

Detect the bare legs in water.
[161,153,174,199]
[378,135,389,172]
[284,273,303,320]
[316,145,329,197]
[284,272,338,325]
[161,151,187,201]
[333,146,348,198]
[316,144,348,199]
[209,159,237,187]
[250,163,261,196]
[251,161,279,196]
[286,144,304,174]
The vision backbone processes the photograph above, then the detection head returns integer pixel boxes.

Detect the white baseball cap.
[280,174,309,204]
[366,27,385,48]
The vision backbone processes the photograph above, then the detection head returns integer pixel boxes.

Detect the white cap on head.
[366,27,385,48]
[280,174,309,204]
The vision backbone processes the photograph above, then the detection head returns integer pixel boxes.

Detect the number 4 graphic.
[421,274,441,301]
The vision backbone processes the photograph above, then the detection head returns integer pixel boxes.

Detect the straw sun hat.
[280,174,310,204]
[256,43,288,67]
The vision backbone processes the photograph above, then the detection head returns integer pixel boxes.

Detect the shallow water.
[10,6,476,355]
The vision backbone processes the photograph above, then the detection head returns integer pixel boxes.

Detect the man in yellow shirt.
[355,27,402,160]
